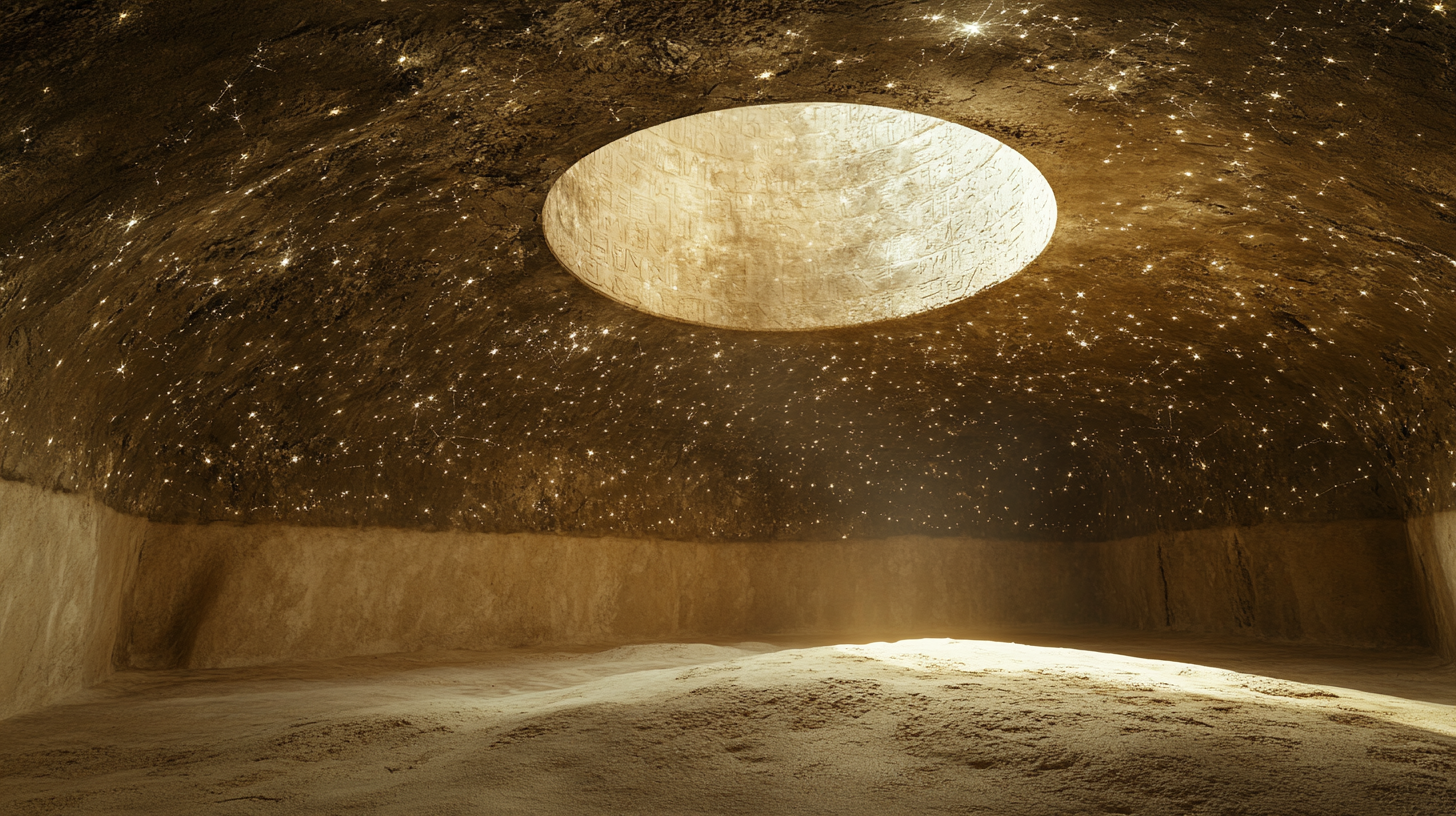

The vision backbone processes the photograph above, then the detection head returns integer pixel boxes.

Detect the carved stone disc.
[543,102,1057,331]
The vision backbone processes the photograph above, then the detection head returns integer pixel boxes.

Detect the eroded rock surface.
[1,0,1454,540]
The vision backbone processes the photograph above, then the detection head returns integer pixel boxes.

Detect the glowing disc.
[543,102,1057,330]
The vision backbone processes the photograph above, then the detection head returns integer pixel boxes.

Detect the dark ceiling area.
[0,0,1453,541]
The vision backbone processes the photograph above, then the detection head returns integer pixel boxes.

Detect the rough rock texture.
[1099,520,1428,646]
[0,480,145,721]
[1,0,1454,541]
[0,470,1432,720]
[1408,511,1456,658]
[118,511,1423,671]
[2,639,1454,815]
[0,470,1434,722]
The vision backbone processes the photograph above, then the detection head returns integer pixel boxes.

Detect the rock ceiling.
[0,0,1453,541]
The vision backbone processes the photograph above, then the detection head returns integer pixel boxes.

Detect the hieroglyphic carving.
[542,102,1057,331]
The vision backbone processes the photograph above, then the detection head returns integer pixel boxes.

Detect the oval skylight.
[543,102,1057,331]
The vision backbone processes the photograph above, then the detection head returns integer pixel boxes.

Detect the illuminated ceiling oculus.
[543,102,1057,331]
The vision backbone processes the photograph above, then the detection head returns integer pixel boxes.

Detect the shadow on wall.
[0,480,146,721]
[120,515,1430,671]
[1,476,1450,721]
[1407,511,1456,660]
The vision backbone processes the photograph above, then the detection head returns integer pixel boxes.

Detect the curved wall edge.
[0,480,146,721]
[1406,511,1456,659]
[121,514,1429,670]
[1,475,1445,722]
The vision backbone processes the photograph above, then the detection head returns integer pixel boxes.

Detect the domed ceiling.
[0,0,1453,541]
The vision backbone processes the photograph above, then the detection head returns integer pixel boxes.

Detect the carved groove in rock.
[543,103,1057,330]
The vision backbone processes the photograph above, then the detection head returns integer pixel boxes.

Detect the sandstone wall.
[0,480,146,720]
[0,470,1436,719]
[1097,521,1427,646]
[121,518,1427,670]
[1407,512,1456,659]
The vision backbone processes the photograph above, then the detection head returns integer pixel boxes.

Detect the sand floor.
[2,631,1454,815]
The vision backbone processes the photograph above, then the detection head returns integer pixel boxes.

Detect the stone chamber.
[1,0,1455,813]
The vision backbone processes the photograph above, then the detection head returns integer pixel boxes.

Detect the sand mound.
[2,639,1454,814]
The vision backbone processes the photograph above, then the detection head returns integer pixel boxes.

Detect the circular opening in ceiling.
[543,102,1057,331]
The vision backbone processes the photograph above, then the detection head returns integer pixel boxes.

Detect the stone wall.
[1098,521,1428,646]
[0,480,146,720]
[0,473,1438,719]
[1407,512,1456,659]
[121,517,1427,670]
